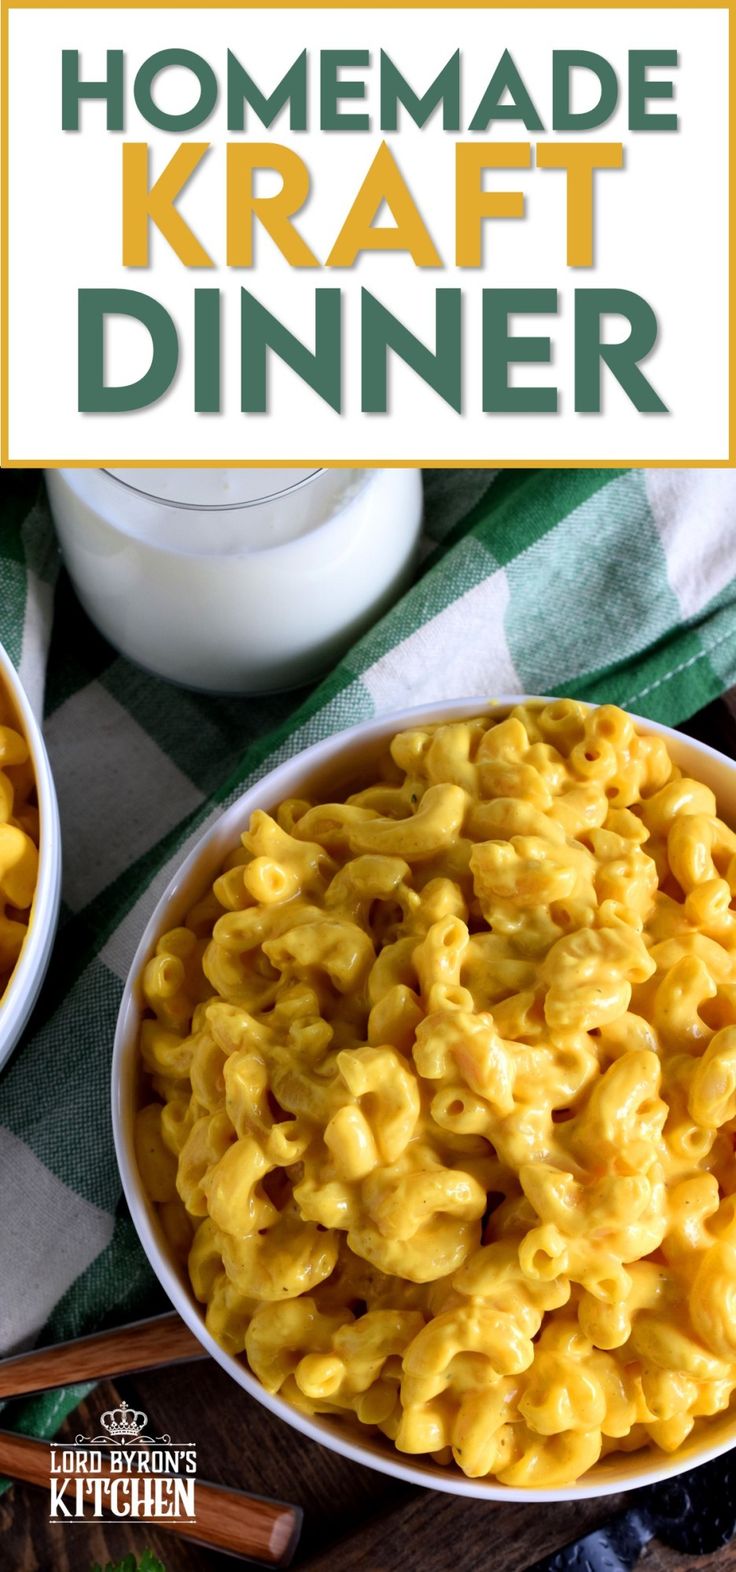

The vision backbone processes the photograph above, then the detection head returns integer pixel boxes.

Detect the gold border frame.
[1,0,733,468]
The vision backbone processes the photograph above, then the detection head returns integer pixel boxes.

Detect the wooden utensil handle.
[179,1477,302,1562]
[0,1312,204,1397]
[0,1431,301,1566]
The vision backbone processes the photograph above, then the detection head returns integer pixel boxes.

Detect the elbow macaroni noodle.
[0,674,39,1002]
[137,700,736,1486]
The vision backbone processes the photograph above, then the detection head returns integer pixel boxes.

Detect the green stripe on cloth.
[0,558,27,668]
[566,628,724,725]
[1,465,736,1456]
[343,536,501,677]
[459,466,624,566]
[505,471,682,692]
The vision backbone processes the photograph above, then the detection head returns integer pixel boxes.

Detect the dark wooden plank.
[296,1491,736,1572]
[642,1546,736,1572]
[0,1384,207,1572]
[678,693,736,756]
[298,1486,627,1572]
[124,1360,408,1563]
[0,1363,407,1571]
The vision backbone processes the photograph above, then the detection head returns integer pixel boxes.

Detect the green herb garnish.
[90,1553,165,1572]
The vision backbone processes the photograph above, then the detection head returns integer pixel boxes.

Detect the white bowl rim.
[112,693,736,1501]
[0,642,61,1071]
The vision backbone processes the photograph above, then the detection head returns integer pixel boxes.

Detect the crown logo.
[99,1400,147,1444]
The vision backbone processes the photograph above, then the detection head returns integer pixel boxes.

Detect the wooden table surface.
[4,697,736,1572]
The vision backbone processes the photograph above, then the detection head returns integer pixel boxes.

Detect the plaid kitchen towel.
[1,463,736,1447]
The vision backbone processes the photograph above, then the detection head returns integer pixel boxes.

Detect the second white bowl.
[0,641,61,1073]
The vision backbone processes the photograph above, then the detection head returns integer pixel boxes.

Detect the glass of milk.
[45,468,423,693]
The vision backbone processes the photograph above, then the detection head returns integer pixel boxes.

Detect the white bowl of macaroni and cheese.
[0,641,61,1072]
[113,696,736,1500]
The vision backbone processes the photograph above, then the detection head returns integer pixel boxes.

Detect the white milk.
[45,468,423,693]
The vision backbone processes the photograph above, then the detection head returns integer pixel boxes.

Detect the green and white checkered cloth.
[1,464,736,1448]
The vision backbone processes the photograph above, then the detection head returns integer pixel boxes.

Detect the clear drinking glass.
[45,467,423,693]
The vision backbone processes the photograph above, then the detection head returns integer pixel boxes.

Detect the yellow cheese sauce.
[136,700,736,1486]
[0,675,39,1003]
